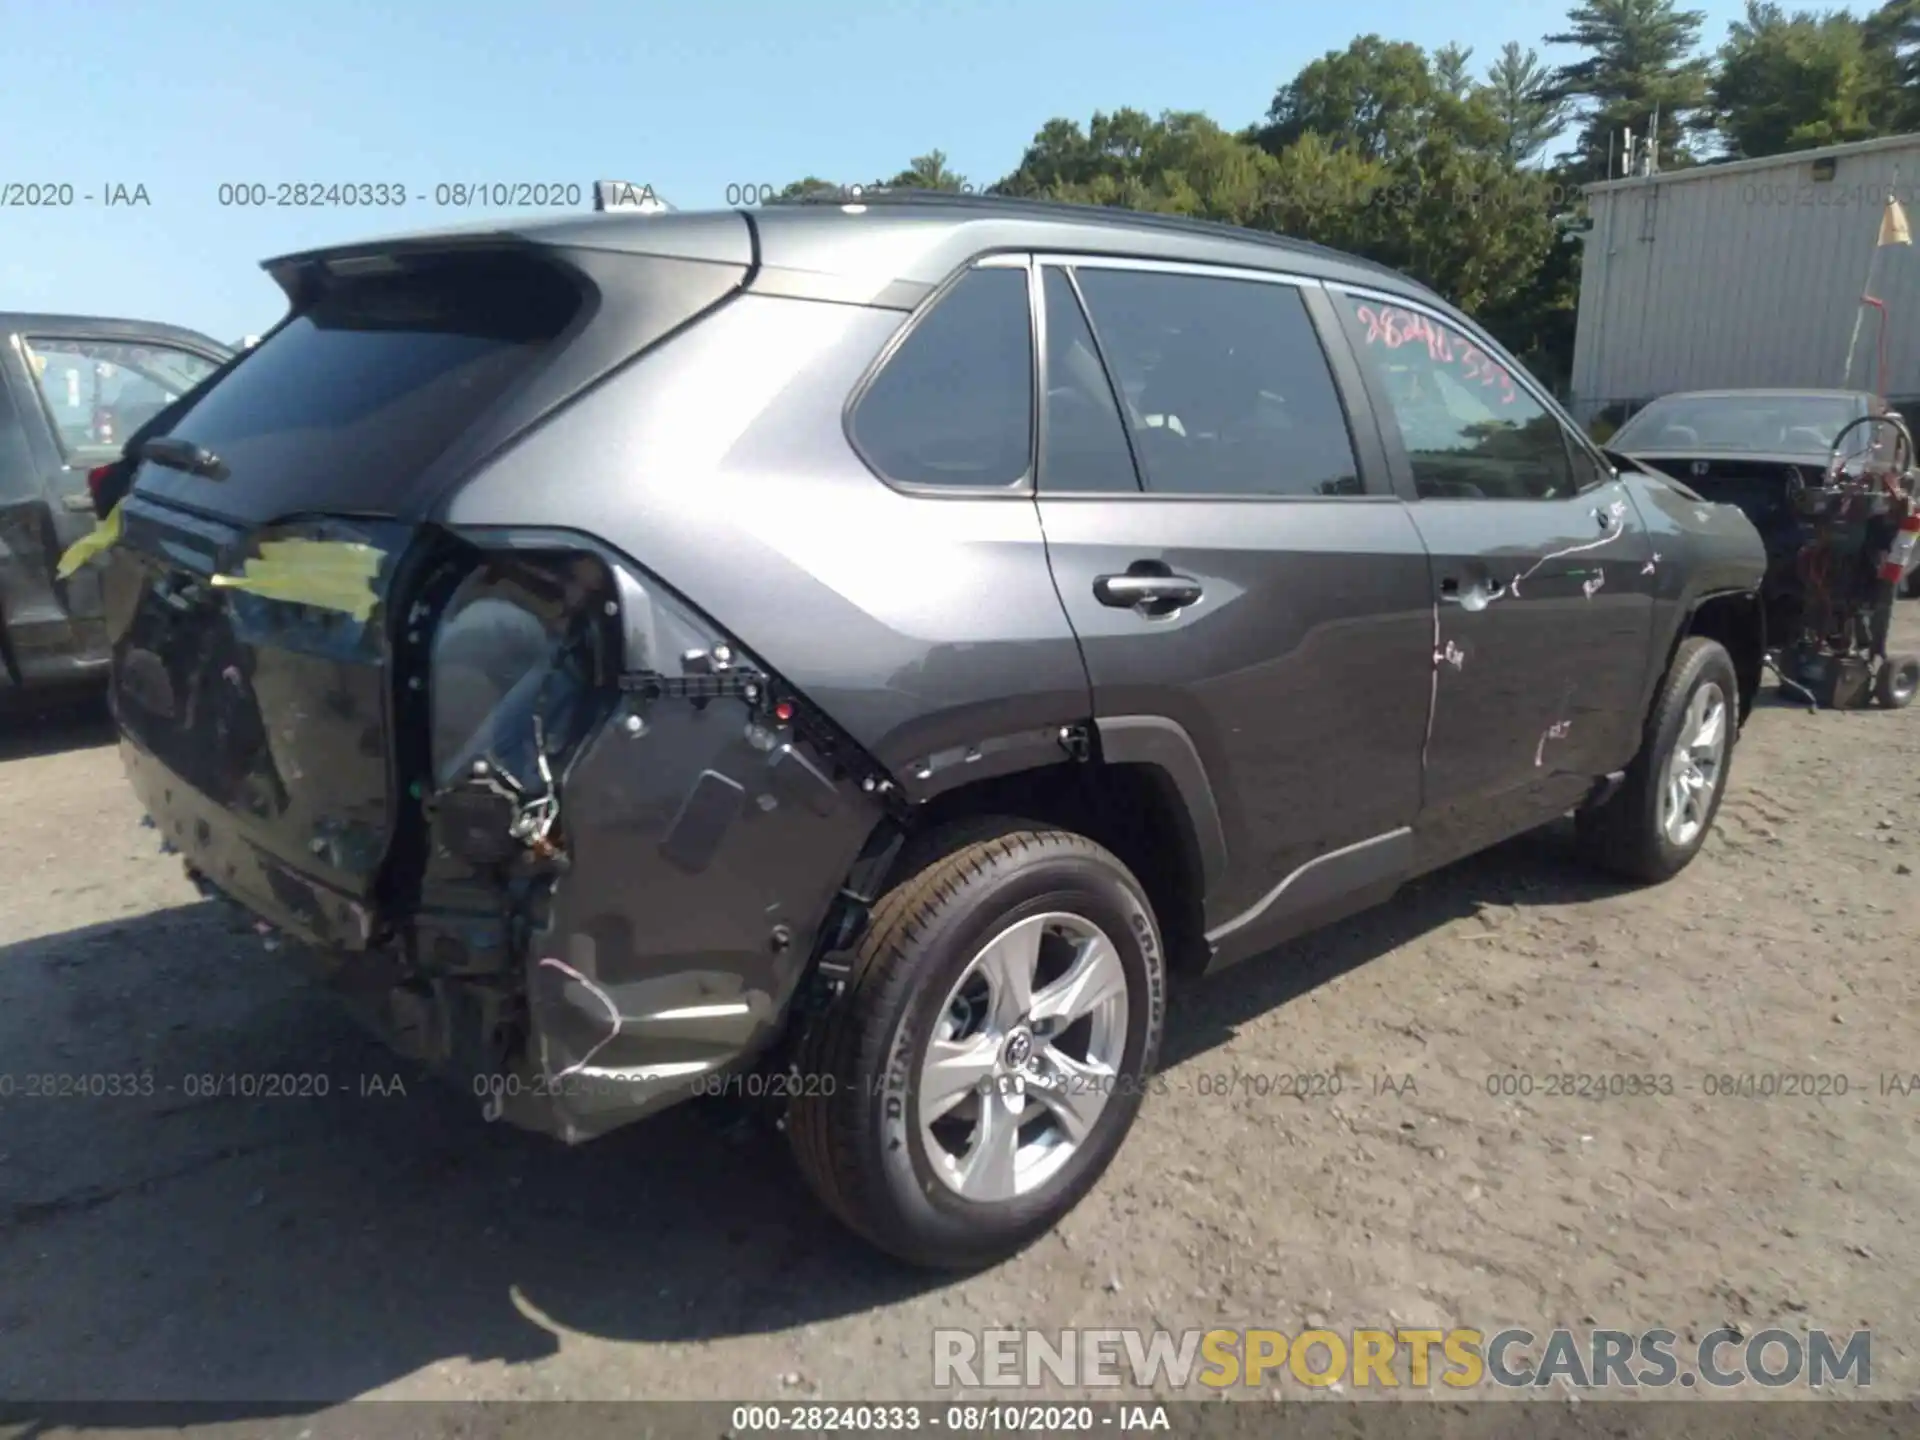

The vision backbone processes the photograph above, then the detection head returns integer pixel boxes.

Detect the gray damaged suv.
[92,194,1766,1268]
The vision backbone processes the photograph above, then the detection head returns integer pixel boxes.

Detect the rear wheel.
[787,824,1166,1269]
[1876,654,1920,709]
[1577,636,1739,882]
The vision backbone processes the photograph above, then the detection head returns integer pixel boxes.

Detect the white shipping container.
[1570,133,1920,423]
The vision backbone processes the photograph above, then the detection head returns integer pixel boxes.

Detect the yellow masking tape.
[55,500,124,580]
[210,539,385,620]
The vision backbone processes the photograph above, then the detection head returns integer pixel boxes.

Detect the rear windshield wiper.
[138,436,228,481]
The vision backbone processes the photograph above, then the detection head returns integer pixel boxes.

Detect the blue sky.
[6,0,1760,344]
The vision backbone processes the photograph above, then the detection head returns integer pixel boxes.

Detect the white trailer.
[1570,133,1920,425]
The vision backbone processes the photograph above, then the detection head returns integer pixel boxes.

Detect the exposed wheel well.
[1684,592,1764,723]
[885,761,1211,975]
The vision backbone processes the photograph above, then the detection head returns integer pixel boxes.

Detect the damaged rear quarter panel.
[526,681,882,1140]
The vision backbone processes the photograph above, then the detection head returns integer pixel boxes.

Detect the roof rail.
[766,187,1401,279]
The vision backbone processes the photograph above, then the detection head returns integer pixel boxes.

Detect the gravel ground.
[2,614,1919,1416]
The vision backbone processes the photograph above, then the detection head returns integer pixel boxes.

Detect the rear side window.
[152,251,582,512]
[850,266,1034,489]
[1070,268,1363,498]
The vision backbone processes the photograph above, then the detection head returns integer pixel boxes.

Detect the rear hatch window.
[130,250,584,523]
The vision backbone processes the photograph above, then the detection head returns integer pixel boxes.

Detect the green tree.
[1249,41,1552,310]
[773,176,848,200]
[996,109,1165,196]
[1485,42,1572,164]
[1252,130,1391,247]
[1864,0,1920,128]
[881,150,971,192]
[1434,43,1477,98]
[1369,123,1560,314]
[1258,36,1442,161]
[1546,0,1714,176]
[996,110,1281,223]
[1712,3,1897,155]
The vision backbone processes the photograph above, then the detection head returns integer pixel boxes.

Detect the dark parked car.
[1610,388,1920,619]
[0,314,227,697]
[88,196,1765,1268]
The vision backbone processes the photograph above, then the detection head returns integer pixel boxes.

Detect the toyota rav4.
[83,194,1767,1269]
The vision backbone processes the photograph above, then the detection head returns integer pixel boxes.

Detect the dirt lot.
[3,614,1920,1414]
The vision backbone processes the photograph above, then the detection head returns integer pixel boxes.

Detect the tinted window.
[1040,268,1139,493]
[1071,269,1361,498]
[22,336,220,464]
[851,266,1034,488]
[155,251,582,509]
[1340,296,1573,500]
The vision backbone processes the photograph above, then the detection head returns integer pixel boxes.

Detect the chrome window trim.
[1031,253,1321,290]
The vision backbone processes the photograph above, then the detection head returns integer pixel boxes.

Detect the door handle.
[1093,571,1203,613]
[1593,505,1618,532]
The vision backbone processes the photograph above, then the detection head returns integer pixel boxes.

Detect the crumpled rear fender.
[430,535,892,1142]
[520,680,887,1140]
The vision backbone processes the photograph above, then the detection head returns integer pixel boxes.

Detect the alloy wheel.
[1661,681,1728,847]
[917,912,1130,1202]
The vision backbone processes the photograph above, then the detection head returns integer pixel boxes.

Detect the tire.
[787,823,1167,1269]
[1576,636,1740,883]
[1876,653,1920,709]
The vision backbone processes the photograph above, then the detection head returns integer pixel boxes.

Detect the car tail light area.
[86,463,115,507]
[415,550,626,875]
[384,536,893,1143]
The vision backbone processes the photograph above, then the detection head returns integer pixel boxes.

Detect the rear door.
[1328,288,1657,866]
[1031,257,1434,960]
[0,324,222,683]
